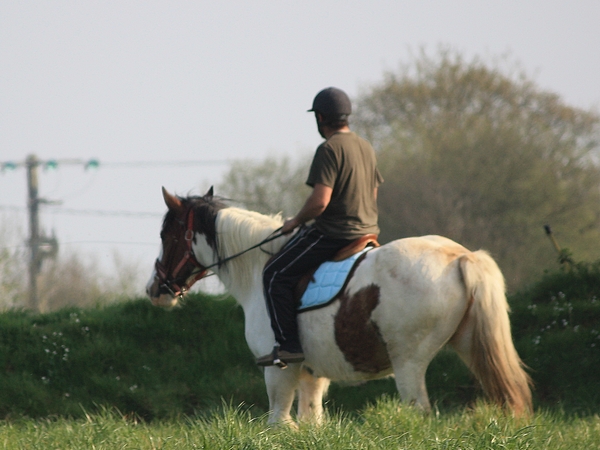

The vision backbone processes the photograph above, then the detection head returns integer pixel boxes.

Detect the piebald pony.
[147,188,532,424]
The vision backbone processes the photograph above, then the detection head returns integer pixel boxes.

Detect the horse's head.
[146,186,225,307]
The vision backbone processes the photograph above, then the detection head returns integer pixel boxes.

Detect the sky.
[1,1,599,295]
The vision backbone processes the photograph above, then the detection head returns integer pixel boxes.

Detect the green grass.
[1,263,600,420]
[0,262,600,447]
[0,295,265,420]
[0,293,480,421]
[0,401,598,449]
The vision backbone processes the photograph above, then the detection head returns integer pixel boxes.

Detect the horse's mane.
[165,193,288,292]
[162,194,229,253]
[187,195,229,251]
[215,206,285,292]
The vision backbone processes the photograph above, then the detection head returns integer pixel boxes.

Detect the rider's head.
[308,87,351,136]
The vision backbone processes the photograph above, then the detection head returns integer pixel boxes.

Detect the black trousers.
[262,225,353,353]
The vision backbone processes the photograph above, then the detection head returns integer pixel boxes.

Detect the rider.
[257,87,383,367]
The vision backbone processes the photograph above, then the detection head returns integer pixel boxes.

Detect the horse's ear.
[162,187,182,211]
[205,186,214,198]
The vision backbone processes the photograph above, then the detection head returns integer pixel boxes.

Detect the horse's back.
[385,235,471,262]
[353,235,471,296]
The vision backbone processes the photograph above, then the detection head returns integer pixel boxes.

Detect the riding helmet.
[308,87,352,117]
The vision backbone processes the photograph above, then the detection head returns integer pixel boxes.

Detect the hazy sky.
[1,1,599,292]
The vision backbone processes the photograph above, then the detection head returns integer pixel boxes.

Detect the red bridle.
[154,207,207,298]
[154,204,286,299]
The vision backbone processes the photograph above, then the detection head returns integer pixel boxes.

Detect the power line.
[60,241,159,247]
[1,158,234,172]
[99,160,231,168]
[47,207,163,218]
[1,158,99,171]
[0,154,232,310]
[0,205,163,218]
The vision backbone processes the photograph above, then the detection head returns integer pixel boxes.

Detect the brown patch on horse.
[334,284,392,374]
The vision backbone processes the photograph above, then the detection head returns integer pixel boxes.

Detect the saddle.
[295,234,379,312]
[331,234,379,261]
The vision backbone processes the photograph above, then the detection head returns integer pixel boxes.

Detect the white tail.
[457,250,533,416]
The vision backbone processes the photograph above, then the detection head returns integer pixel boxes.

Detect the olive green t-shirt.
[306,131,383,239]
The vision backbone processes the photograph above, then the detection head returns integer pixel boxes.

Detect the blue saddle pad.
[298,248,371,312]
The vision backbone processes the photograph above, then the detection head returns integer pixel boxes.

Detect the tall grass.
[0,401,598,449]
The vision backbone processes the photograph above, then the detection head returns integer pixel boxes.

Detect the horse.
[146,187,532,424]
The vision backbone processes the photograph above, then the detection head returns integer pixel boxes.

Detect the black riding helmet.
[308,87,352,119]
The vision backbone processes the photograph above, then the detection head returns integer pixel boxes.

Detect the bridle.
[154,205,285,299]
[154,207,207,298]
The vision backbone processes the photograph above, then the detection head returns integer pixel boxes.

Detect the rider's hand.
[281,217,300,234]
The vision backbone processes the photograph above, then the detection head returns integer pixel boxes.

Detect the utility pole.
[0,155,100,311]
[26,155,40,310]
[1,155,98,310]
[24,154,59,311]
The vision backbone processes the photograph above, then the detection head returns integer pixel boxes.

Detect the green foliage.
[1,261,600,423]
[509,261,600,411]
[0,295,264,420]
[353,48,600,289]
[218,155,312,217]
[217,50,600,291]
[0,220,145,311]
[0,218,26,310]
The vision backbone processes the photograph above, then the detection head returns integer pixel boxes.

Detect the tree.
[353,48,600,288]
[0,216,146,311]
[218,155,312,218]
[0,216,27,309]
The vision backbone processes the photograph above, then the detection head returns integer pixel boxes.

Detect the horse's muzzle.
[149,292,180,308]
[147,278,180,308]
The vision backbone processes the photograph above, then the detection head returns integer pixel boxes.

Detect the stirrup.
[272,347,288,369]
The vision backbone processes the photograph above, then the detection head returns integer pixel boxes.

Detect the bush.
[0,261,599,420]
[0,295,262,420]
[509,262,600,412]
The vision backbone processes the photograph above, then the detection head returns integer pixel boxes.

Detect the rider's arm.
[281,183,332,233]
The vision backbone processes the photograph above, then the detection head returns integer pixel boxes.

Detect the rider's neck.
[322,125,351,139]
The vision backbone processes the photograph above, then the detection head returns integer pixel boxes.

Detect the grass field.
[0,262,599,448]
[0,402,598,449]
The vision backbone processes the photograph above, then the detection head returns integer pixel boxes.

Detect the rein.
[202,226,285,271]
[155,206,285,298]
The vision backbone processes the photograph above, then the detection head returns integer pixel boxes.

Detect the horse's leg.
[447,306,475,369]
[297,368,330,424]
[264,365,301,425]
[390,356,432,413]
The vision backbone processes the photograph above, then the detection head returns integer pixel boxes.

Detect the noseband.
[154,207,207,298]
[154,204,286,299]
